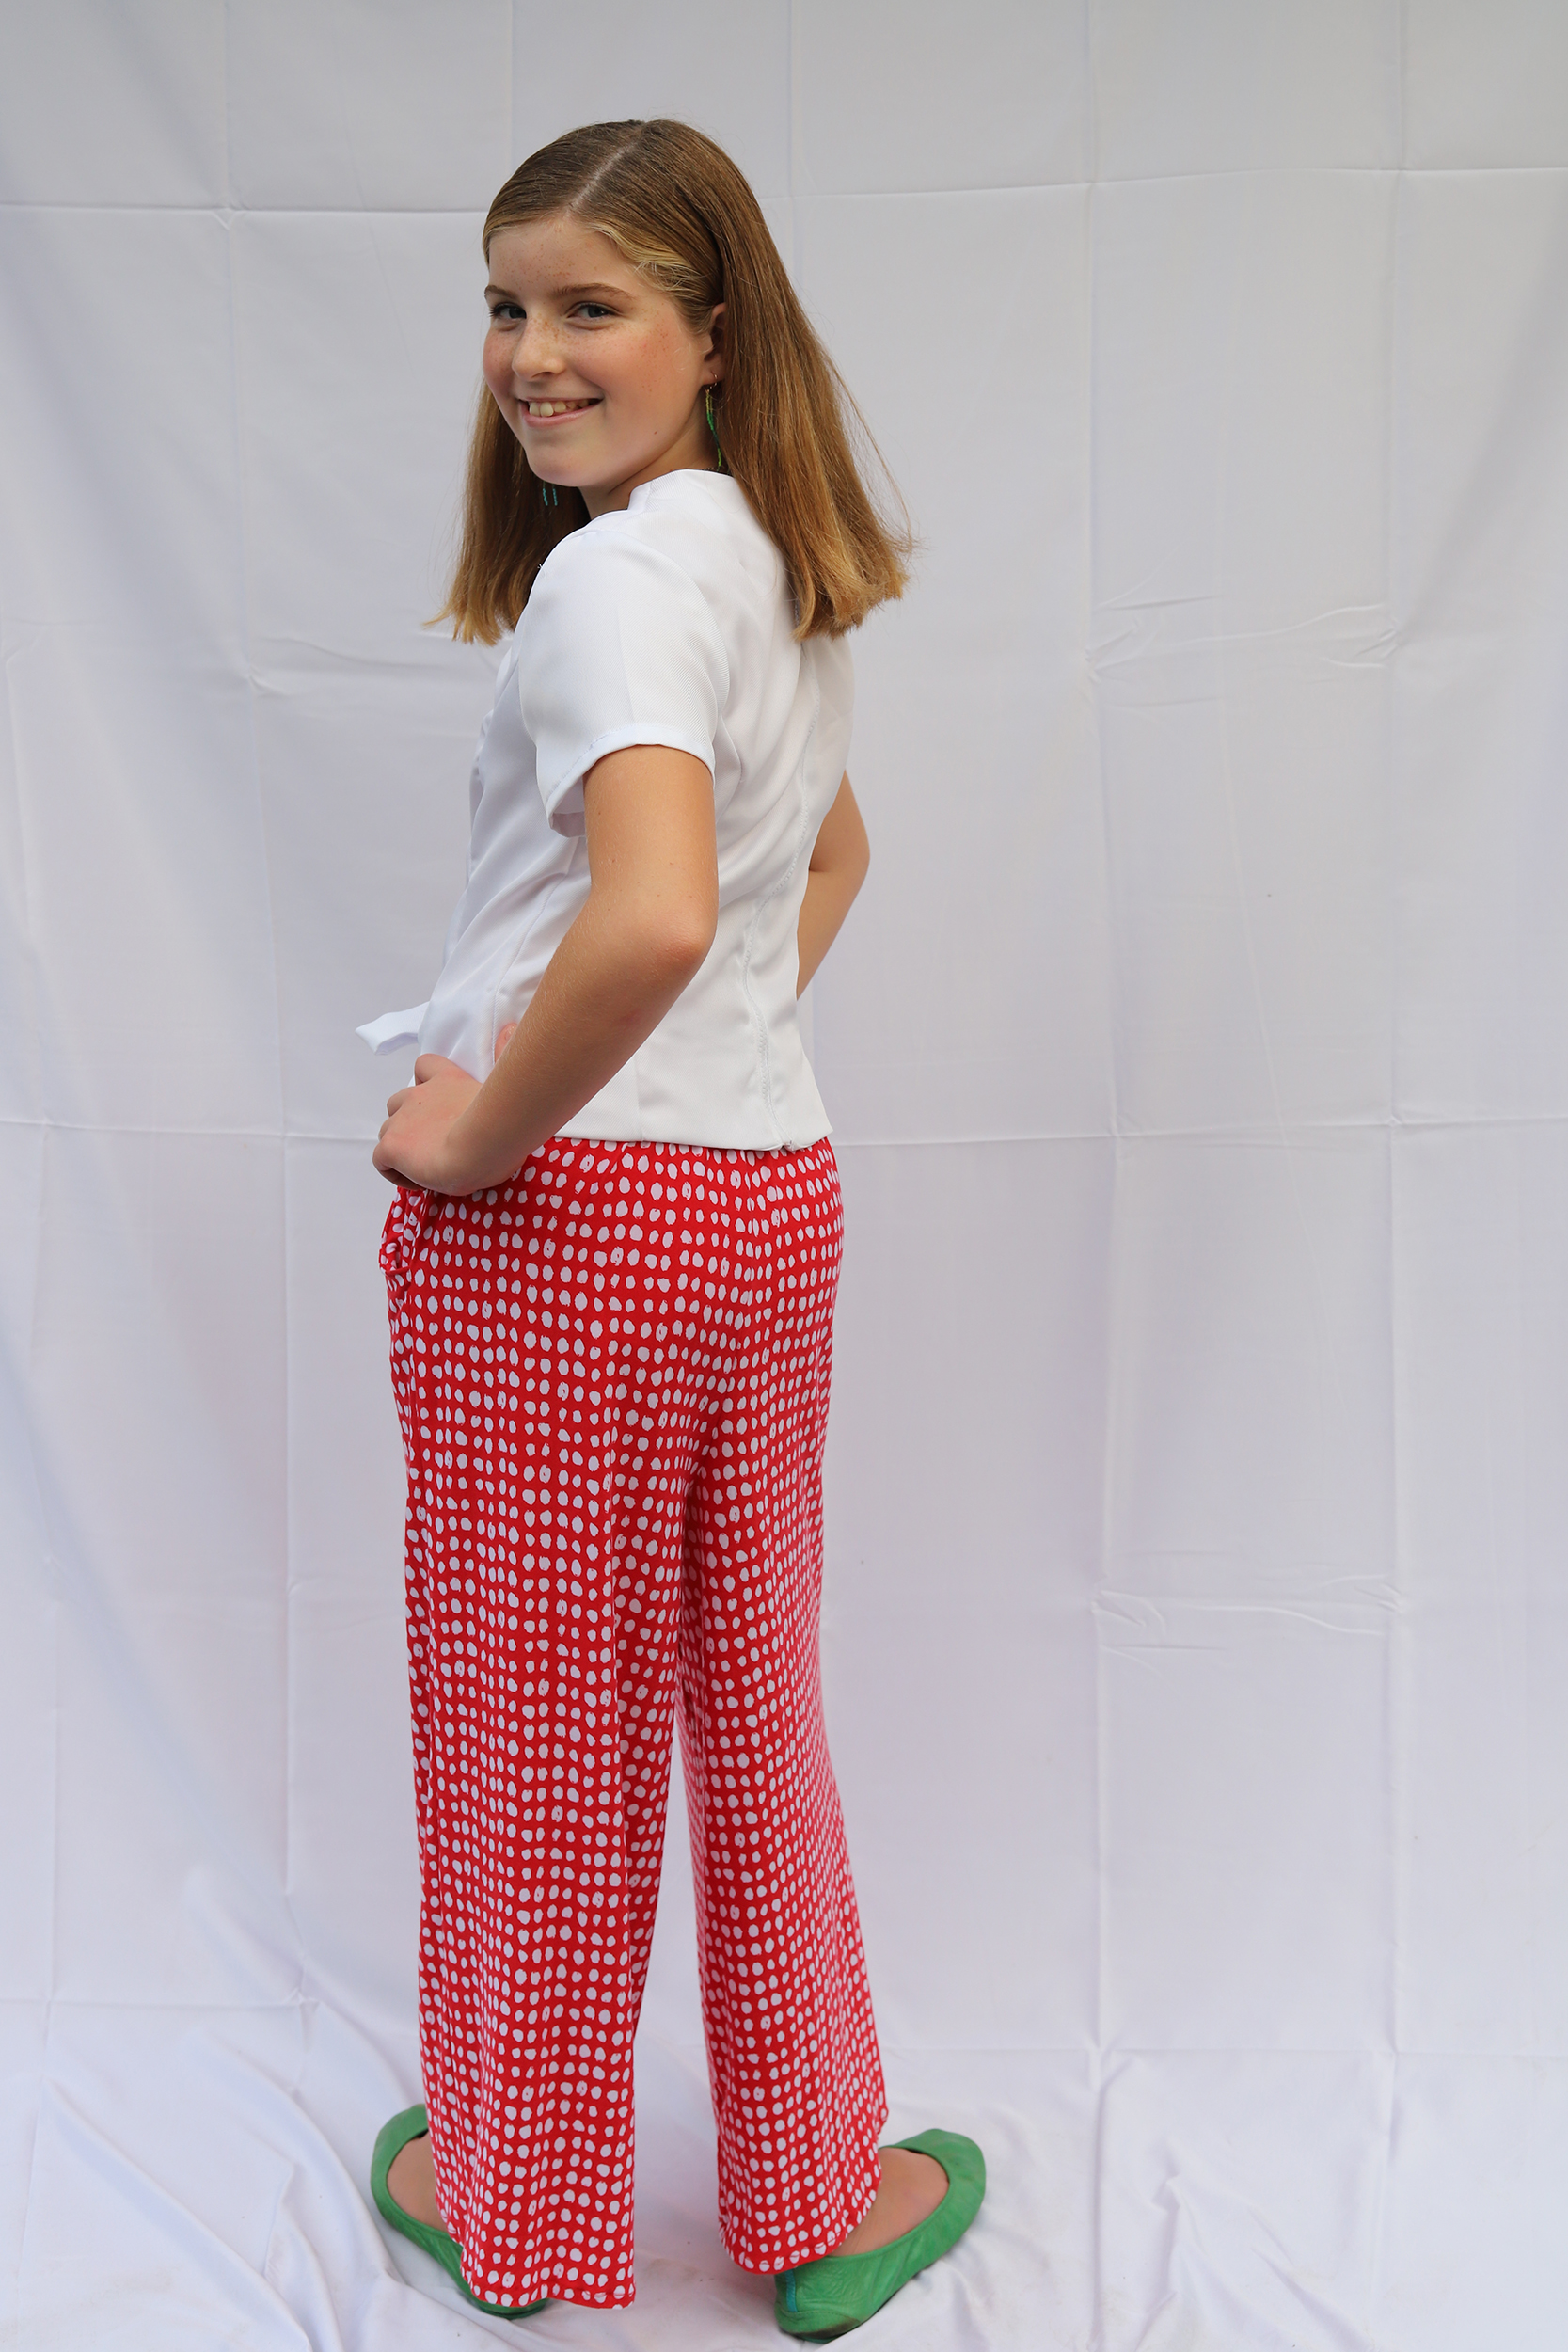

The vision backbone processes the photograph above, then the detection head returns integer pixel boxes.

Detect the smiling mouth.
[521,397,598,419]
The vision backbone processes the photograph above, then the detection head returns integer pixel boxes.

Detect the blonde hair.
[437,119,911,644]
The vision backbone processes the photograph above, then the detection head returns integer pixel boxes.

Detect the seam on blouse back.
[738,660,821,1151]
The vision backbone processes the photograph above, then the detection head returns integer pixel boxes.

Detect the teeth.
[529,399,589,417]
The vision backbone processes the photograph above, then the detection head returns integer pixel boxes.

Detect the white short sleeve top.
[361,470,851,1149]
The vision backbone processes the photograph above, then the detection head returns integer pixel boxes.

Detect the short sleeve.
[516,524,730,836]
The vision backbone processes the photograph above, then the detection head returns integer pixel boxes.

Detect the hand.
[373,1053,486,1193]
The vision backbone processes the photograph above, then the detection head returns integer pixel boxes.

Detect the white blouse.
[360,469,850,1152]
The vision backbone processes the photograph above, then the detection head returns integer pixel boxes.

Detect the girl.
[364,119,984,2336]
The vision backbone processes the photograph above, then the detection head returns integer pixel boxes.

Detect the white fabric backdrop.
[6,3,1568,2345]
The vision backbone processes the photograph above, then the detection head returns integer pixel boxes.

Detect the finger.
[496,1022,518,1057]
[372,1137,417,1190]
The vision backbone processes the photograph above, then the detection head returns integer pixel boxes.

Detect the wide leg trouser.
[380,1136,886,2312]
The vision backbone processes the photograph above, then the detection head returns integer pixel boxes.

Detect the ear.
[705,301,727,383]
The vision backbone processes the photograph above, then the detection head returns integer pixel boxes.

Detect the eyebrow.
[483,280,626,302]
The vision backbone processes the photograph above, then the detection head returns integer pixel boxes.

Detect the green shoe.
[774,2128,985,2338]
[371,2103,546,2319]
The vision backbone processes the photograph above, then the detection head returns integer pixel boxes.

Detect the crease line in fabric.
[218,38,300,1996]
[1373,35,1412,2343]
[1083,2,1116,2335]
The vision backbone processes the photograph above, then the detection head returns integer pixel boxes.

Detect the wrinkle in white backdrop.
[6,4,1568,2347]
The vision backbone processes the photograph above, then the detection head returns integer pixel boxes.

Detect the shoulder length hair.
[438,119,911,644]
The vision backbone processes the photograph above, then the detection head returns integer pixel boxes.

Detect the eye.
[489,300,524,322]
[573,302,614,321]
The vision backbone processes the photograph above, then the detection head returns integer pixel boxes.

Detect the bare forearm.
[448,899,703,1188]
[797,866,863,993]
[372,747,722,1195]
[796,773,870,993]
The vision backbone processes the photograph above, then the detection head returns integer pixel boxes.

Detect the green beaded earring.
[705,383,726,473]
[540,480,558,508]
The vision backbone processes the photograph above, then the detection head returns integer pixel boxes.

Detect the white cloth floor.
[6,3,1568,2345]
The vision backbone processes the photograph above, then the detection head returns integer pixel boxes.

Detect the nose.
[511,314,564,385]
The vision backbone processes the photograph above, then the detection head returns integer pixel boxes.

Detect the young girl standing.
[364,119,984,2336]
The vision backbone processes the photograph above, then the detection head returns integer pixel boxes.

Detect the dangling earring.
[705,383,726,474]
[541,480,559,508]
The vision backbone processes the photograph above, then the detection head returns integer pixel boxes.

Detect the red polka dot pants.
[380,1136,887,2312]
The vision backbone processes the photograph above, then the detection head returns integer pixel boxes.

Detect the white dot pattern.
[379,1136,886,2311]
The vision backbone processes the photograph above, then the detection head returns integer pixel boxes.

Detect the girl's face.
[483,215,724,519]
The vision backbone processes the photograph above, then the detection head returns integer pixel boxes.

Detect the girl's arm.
[796,774,870,994]
[373,745,719,1194]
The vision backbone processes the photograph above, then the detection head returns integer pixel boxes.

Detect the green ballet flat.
[774,2128,986,2338]
[371,2102,546,2320]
